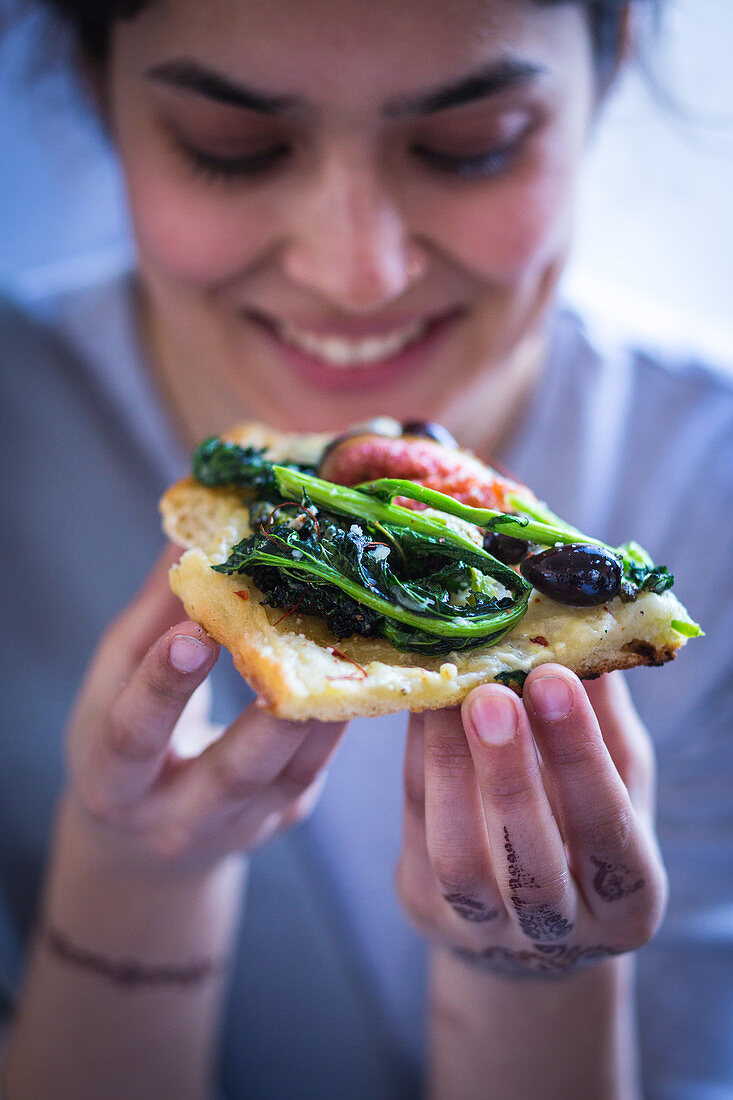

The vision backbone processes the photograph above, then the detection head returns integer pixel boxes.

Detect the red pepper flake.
[273,591,305,625]
[326,646,368,680]
[234,589,249,601]
[529,635,548,647]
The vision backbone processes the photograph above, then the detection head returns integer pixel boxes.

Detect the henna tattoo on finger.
[503,827,539,891]
[443,893,500,923]
[503,827,573,941]
[452,942,621,979]
[510,897,573,941]
[590,856,644,901]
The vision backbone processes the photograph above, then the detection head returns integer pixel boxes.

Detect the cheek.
[121,157,274,288]
[427,157,578,285]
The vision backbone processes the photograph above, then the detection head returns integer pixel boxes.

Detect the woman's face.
[108,0,596,433]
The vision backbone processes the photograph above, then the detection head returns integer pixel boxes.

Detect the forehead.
[116,0,591,109]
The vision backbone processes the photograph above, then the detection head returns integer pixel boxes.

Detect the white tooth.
[276,320,427,367]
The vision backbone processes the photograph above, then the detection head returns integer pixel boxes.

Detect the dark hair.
[38,0,659,82]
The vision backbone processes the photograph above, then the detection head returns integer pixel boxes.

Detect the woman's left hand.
[396,665,668,977]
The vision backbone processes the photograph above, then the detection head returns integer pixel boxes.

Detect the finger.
[583,673,655,816]
[278,769,330,830]
[257,717,347,813]
[76,622,219,813]
[524,666,663,927]
[403,712,427,824]
[76,544,185,724]
[462,686,576,943]
[164,708,346,837]
[220,762,335,854]
[397,715,454,937]
[422,708,502,925]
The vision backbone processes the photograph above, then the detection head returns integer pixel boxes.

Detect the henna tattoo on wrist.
[443,893,500,923]
[43,926,224,989]
[503,827,573,941]
[590,856,644,901]
[452,942,621,979]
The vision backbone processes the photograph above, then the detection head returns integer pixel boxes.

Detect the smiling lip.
[245,308,465,392]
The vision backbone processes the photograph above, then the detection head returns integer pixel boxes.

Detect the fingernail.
[529,675,573,721]
[169,635,210,673]
[466,692,517,745]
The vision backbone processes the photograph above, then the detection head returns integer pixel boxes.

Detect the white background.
[1,0,731,365]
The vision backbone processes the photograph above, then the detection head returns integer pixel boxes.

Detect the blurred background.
[0,0,731,366]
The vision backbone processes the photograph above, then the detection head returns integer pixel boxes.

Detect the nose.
[281,150,426,313]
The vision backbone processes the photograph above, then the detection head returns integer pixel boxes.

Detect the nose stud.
[406,256,426,283]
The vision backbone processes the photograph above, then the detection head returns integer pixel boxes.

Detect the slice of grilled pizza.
[160,420,699,721]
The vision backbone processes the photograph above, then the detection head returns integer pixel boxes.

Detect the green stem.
[355,478,607,549]
[506,493,589,540]
[274,466,530,593]
[274,467,489,555]
[248,538,528,639]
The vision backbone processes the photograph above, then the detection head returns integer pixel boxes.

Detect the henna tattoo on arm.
[590,856,644,901]
[502,827,573,941]
[452,942,622,979]
[43,926,224,989]
[443,893,500,923]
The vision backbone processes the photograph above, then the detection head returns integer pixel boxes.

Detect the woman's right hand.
[65,546,347,875]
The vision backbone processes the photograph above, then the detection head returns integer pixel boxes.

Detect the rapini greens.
[192,436,689,656]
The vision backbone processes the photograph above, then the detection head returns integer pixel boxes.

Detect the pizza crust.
[160,424,695,721]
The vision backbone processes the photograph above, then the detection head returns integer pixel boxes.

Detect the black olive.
[483,531,530,565]
[520,544,622,606]
[401,421,458,448]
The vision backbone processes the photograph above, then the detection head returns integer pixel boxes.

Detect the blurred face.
[107,0,596,437]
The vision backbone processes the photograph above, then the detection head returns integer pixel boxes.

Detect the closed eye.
[411,140,519,181]
[178,141,291,181]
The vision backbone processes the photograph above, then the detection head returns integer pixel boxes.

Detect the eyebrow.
[145,60,299,114]
[144,56,546,118]
[384,58,547,118]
